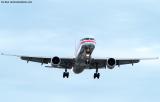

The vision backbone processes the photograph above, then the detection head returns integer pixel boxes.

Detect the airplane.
[1,37,159,79]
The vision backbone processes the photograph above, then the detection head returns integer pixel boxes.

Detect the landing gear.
[93,64,100,79]
[94,73,100,79]
[63,69,69,78]
[85,59,90,65]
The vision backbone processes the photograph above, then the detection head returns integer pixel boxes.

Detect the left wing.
[1,53,74,69]
[89,57,159,69]
[1,53,51,64]
[116,58,158,66]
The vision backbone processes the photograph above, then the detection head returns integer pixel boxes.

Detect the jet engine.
[51,56,61,65]
[106,58,116,69]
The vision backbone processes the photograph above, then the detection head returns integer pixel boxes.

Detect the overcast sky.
[0,0,160,102]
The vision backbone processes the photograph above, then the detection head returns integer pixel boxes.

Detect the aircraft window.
[90,38,94,40]
[85,38,90,40]
[81,38,94,41]
[81,38,89,40]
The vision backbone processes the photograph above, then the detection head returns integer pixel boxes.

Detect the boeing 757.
[1,37,159,79]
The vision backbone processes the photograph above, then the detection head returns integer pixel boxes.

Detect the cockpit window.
[90,38,94,40]
[83,38,89,40]
[80,38,94,41]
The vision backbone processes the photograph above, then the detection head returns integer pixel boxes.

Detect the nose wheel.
[63,69,69,78]
[85,59,90,65]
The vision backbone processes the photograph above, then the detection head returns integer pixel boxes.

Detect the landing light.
[86,54,90,57]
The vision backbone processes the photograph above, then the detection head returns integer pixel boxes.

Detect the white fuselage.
[73,38,96,74]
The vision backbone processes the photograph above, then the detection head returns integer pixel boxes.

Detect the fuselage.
[73,38,96,74]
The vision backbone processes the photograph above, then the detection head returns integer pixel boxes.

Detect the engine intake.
[51,56,61,65]
[107,58,116,69]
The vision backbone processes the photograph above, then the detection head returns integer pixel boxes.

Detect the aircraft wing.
[1,53,74,69]
[1,53,158,69]
[89,57,159,69]
[21,56,51,64]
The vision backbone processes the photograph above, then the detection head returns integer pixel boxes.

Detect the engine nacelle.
[106,58,116,69]
[51,56,61,65]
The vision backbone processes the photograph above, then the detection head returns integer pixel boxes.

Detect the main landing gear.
[93,64,100,79]
[63,69,69,78]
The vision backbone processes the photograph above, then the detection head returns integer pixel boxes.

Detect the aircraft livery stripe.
[80,40,96,45]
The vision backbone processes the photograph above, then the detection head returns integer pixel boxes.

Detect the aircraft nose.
[85,43,95,49]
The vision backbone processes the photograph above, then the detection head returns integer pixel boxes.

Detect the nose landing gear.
[85,59,90,65]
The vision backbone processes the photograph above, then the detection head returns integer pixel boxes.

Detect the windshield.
[80,38,94,41]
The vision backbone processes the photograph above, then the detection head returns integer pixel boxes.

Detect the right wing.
[21,56,51,64]
[1,53,74,69]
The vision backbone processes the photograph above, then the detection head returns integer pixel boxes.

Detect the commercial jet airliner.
[1,37,159,79]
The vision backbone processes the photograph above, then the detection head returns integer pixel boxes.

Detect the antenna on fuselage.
[74,40,77,57]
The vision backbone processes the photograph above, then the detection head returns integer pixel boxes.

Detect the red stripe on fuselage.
[80,40,96,45]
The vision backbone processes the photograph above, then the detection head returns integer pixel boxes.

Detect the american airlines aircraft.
[1,37,159,79]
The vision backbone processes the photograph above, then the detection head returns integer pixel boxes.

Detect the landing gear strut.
[63,69,69,78]
[93,64,100,79]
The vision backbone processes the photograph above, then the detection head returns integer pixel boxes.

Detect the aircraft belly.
[73,64,85,74]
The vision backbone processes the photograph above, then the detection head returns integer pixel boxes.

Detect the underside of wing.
[21,56,51,64]
[116,57,158,66]
[21,56,74,69]
[51,58,74,69]
[1,53,74,69]
[89,57,158,69]
[116,59,140,66]
[89,59,107,69]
